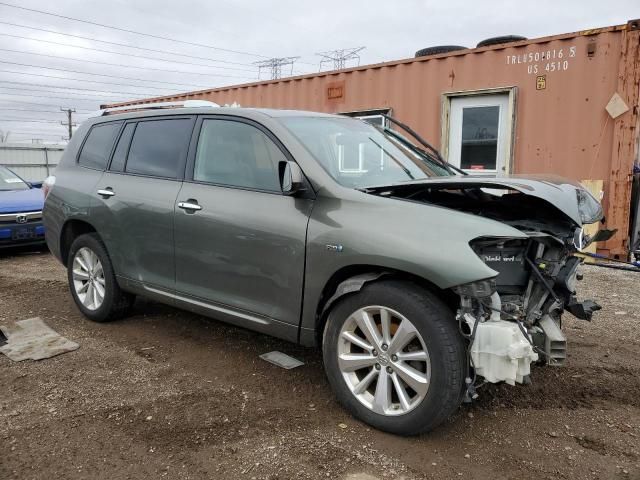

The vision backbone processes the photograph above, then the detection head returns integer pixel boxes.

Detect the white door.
[447,94,510,175]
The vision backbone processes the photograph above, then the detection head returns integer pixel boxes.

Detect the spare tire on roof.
[414,45,467,57]
[476,35,527,48]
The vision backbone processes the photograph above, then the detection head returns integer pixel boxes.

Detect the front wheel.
[322,280,465,435]
[67,233,134,322]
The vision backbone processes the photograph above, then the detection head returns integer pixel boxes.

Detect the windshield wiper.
[368,136,415,180]
[381,114,467,176]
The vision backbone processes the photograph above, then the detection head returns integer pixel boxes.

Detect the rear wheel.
[67,233,134,322]
[323,280,465,435]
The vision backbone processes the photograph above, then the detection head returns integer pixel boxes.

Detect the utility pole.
[317,47,366,71]
[254,57,300,80]
[60,107,77,139]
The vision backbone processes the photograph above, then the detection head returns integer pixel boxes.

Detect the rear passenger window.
[78,122,121,170]
[126,119,193,178]
[194,119,285,192]
[110,123,136,172]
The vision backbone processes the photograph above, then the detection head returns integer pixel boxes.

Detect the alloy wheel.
[337,306,431,416]
[72,247,105,311]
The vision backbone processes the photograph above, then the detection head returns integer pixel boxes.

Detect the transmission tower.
[317,47,365,71]
[254,57,300,80]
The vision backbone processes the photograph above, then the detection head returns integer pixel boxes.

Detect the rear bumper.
[0,221,45,248]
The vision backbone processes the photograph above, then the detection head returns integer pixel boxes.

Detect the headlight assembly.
[576,188,603,225]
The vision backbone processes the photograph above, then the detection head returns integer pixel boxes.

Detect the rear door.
[173,116,313,327]
[92,116,196,292]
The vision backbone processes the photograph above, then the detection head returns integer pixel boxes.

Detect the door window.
[126,119,193,178]
[78,122,121,170]
[447,94,510,174]
[110,123,136,172]
[193,119,285,192]
[460,106,500,170]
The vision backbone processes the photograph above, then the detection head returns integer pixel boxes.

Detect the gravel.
[1,251,639,479]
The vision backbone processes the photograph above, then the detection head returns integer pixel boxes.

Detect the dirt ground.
[1,250,639,480]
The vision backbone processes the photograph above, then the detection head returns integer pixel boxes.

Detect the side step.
[539,316,566,366]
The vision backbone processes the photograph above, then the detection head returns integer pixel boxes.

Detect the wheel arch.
[313,264,459,347]
[59,219,99,266]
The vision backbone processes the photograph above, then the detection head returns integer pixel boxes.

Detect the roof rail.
[90,100,220,118]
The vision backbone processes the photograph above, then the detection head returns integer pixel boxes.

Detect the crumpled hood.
[0,187,44,214]
[372,174,602,226]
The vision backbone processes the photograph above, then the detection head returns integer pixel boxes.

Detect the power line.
[0,68,195,92]
[0,33,262,73]
[0,91,124,102]
[7,132,67,137]
[0,118,67,123]
[0,98,90,109]
[0,48,255,79]
[0,1,270,58]
[0,20,258,69]
[1,107,80,114]
[0,87,121,99]
[0,61,217,89]
[0,80,163,96]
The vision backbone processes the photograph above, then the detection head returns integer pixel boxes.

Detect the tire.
[414,45,467,57]
[67,233,134,322]
[476,35,527,48]
[322,280,465,435]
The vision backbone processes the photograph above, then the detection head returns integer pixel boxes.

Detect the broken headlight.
[576,188,603,225]
[573,227,587,250]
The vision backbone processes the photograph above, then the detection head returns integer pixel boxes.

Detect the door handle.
[178,200,202,212]
[97,188,115,198]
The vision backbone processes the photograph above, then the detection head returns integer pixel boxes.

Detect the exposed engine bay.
[367,180,610,397]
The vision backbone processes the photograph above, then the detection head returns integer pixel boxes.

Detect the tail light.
[42,175,56,199]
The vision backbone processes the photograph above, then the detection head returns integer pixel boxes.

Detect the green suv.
[43,102,605,435]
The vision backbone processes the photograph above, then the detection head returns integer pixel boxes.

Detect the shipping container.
[105,20,640,257]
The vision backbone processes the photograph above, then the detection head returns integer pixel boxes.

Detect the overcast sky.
[0,0,636,143]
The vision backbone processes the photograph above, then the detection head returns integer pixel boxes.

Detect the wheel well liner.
[314,265,459,345]
[59,219,97,266]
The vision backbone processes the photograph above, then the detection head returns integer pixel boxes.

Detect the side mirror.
[29,181,43,189]
[280,161,306,195]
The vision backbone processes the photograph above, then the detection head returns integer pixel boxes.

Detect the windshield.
[280,116,452,188]
[0,166,29,191]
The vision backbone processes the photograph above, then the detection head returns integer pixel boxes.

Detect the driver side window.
[194,119,285,192]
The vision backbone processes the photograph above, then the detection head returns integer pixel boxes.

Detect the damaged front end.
[447,186,606,393]
[455,234,596,389]
[371,176,610,394]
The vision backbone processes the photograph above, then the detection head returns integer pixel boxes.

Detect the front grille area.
[0,211,42,225]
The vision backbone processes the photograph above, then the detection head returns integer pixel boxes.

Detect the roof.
[89,106,340,125]
[83,104,342,125]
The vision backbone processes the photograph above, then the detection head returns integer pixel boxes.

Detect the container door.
[447,94,510,175]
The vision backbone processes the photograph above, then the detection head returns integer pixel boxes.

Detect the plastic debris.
[259,351,304,369]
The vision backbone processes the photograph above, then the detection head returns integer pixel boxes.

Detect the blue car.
[0,165,45,248]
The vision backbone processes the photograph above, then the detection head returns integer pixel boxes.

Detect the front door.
[174,117,313,327]
[447,94,510,175]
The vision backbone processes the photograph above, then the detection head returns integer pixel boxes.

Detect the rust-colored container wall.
[108,22,640,256]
